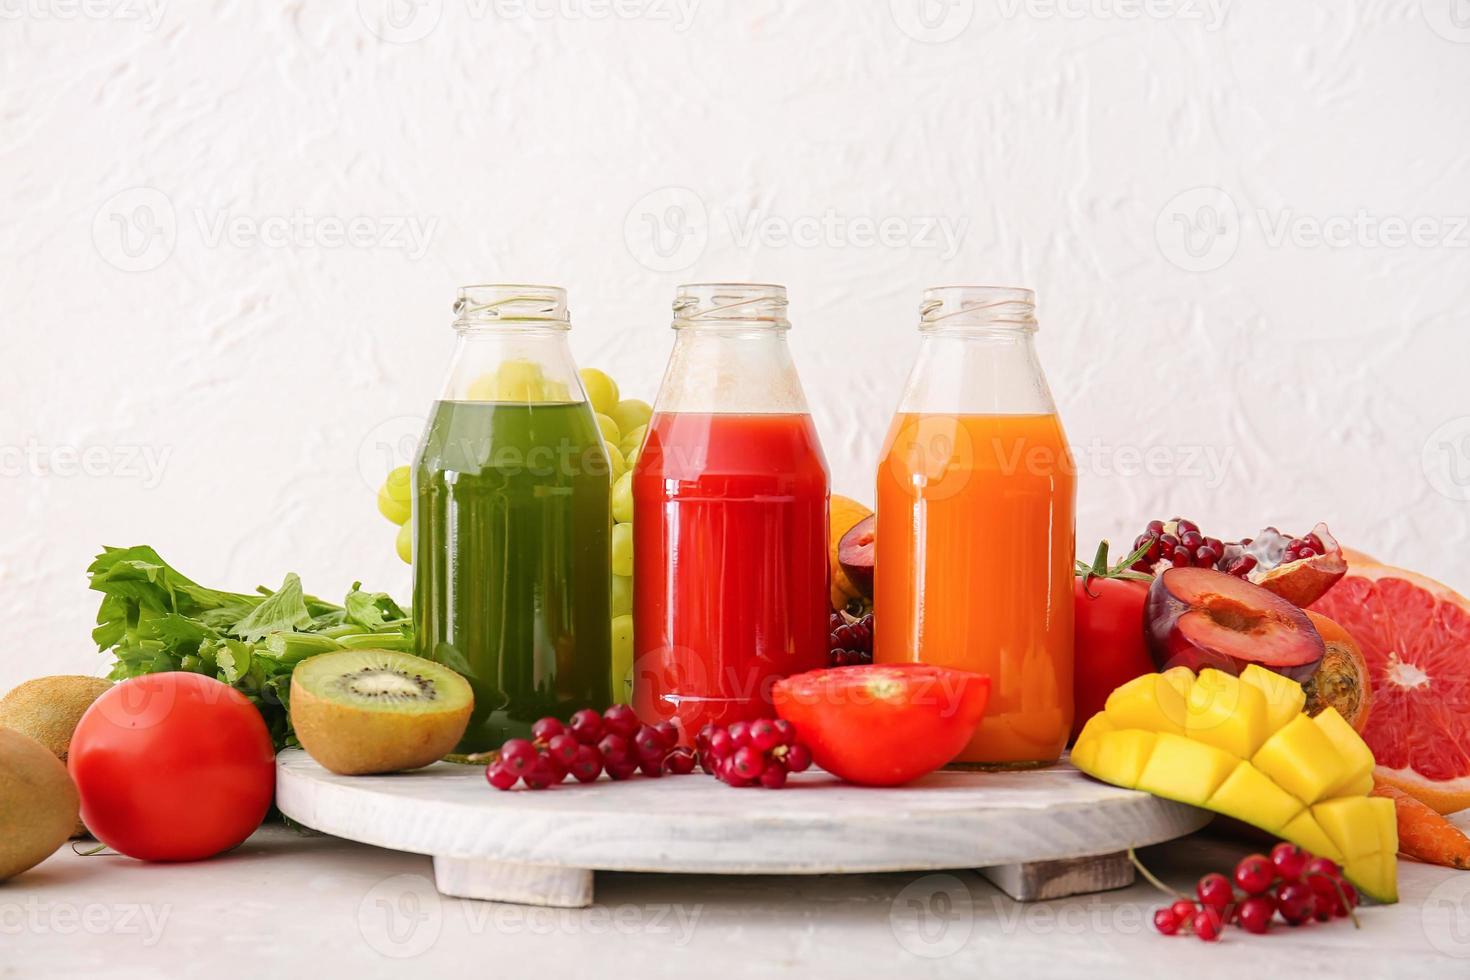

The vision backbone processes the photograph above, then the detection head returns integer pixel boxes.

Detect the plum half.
[1146,566,1325,682]
[837,514,876,598]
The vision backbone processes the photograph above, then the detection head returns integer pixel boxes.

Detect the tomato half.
[1071,575,1153,741]
[772,664,990,786]
[69,672,276,862]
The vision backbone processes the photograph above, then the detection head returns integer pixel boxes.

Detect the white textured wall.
[4,1,1469,693]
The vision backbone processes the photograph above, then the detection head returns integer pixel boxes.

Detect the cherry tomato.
[772,664,990,786]
[1071,575,1153,741]
[69,672,276,862]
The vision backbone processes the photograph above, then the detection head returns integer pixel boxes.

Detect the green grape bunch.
[373,366,653,704]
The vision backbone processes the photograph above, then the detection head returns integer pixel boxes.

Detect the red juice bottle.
[632,284,830,740]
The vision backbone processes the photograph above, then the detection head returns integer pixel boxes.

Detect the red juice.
[632,411,830,737]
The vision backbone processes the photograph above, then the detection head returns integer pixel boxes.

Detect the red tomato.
[1071,575,1153,741]
[69,672,276,862]
[772,664,990,786]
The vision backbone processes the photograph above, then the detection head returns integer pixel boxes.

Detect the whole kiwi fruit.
[0,675,112,837]
[290,649,473,776]
[1,729,80,880]
[0,675,113,760]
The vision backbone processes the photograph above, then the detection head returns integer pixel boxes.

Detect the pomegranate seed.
[1172,552,1193,567]
[1147,519,1165,535]
[1160,533,1180,549]
[1196,546,1219,565]
[1176,518,1199,535]
[1304,532,1324,551]
[1180,531,1204,550]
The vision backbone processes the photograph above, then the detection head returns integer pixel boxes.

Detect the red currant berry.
[663,747,696,775]
[1310,892,1332,922]
[759,763,788,789]
[1169,899,1197,923]
[1270,842,1309,882]
[749,718,781,752]
[486,762,518,791]
[1152,907,1181,936]
[783,743,812,773]
[1196,872,1233,911]
[706,728,733,760]
[521,756,555,790]
[499,738,538,775]
[597,733,630,765]
[546,733,580,767]
[605,758,638,781]
[773,719,796,745]
[633,725,665,760]
[1233,853,1275,895]
[602,704,640,738]
[569,744,603,783]
[1302,856,1341,882]
[727,721,752,749]
[569,709,603,745]
[1274,881,1314,925]
[1192,906,1223,942]
[653,721,681,750]
[531,717,565,742]
[639,754,665,778]
[1236,895,1274,934]
[732,745,765,779]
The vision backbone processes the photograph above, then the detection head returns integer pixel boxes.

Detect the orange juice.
[874,411,1076,765]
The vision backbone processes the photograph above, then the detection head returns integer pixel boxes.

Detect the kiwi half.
[290,649,473,776]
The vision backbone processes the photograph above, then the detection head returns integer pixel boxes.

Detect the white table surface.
[4,820,1468,979]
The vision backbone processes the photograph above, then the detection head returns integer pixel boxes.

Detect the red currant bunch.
[696,718,813,788]
[485,705,696,790]
[1149,842,1360,941]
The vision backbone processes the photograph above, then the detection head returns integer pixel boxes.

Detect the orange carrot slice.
[1373,783,1470,869]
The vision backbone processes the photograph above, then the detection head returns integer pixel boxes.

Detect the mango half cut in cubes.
[1070,665,1397,905]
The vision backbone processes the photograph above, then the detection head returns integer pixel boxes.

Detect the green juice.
[412,399,613,752]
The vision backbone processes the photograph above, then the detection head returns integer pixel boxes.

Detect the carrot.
[1373,783,1470,869]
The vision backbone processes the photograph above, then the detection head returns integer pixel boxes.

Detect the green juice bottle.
[412,285,612,753]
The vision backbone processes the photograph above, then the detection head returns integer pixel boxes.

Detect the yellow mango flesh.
[1239,663,1307,733]
[1311,707,1375,795]
[1070,665,1397,905]
[1185,669,1269,759]
[1087,730,1158,789]
[1252,714,1350,806]
[1104,673,1187,735]
[1207,761,1303,833]
[1281,811,1344,864]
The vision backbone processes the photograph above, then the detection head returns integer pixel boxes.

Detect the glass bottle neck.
[897,287,1056,416]
[654,283,810,415]
[439,285,585,404]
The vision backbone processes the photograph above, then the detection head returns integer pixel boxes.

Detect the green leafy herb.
[90,546,414,750]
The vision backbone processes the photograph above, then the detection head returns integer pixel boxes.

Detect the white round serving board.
[277,749,1209,907]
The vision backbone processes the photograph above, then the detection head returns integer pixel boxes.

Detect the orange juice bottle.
[875,286,1076,767]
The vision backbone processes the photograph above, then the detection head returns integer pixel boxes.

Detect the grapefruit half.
[1311,563,1470,814]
